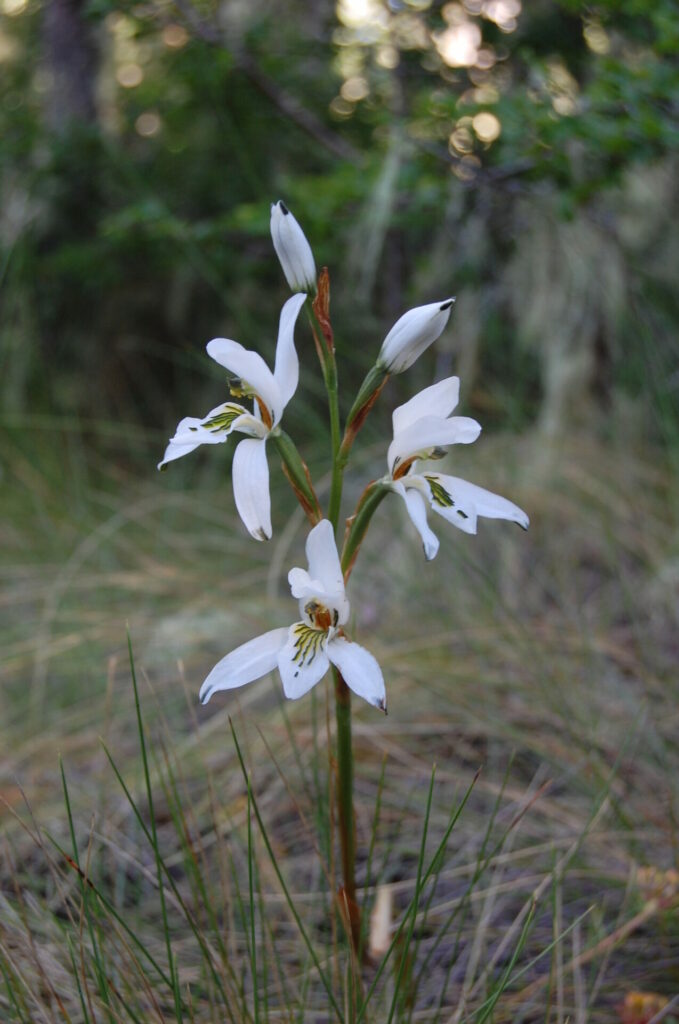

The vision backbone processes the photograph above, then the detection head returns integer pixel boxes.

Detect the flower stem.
[304,298,344,530]
[333,664,362,955]
[326,358,344,529]
[306,285,359,949]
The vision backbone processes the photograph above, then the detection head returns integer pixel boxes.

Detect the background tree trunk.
[42,0,98,132]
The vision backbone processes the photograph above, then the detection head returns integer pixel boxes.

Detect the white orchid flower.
[270,200,317,293]
[377,297,456,374]
[386,376,529,559]
[199,520,387,710]
[158,292,307,541]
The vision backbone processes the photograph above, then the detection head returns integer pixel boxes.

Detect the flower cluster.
[160,202,529,710]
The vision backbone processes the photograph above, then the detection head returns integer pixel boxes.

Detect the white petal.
[277,622,330,699]
[206,338,282,426]
[305,520,344,595]
[232,437,272,541]
[388,415,481,475]
[230,411,269,439]
[378,298,455,374]
[287,521,349,623]
[391,480,440,560]
[273,292,306,416]
[288,567,348,625]
[199,627,288,704]
[392,377,460,436]
[270,201,317,293]
[158,413,235,469]
[305,519,346,600]
[288,567,315,600]
[424,473,530,535]
[327,637,386,712]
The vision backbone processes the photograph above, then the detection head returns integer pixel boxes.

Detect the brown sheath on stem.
[338,885,362,958]
[280,461,322,525]
[312,267,334,353]
[342,374,389,454]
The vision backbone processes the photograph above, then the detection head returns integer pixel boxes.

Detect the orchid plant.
[160,199,529,943]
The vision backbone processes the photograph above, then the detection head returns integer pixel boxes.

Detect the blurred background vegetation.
[1,0,678,441]
[2,0,679,1018]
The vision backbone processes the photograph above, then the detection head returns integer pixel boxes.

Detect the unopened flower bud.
[270,200,317,293]
[377,298,456,373]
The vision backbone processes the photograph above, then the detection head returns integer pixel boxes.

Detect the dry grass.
[1,421,678,1022]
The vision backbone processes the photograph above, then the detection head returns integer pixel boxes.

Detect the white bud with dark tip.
[270,200,317,293]
[377,298,456,374]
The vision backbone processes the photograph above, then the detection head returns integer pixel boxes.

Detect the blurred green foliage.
[0,0,678,440]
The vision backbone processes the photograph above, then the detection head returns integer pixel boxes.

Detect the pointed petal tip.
[440,297,456,310]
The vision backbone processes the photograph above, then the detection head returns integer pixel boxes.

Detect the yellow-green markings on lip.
[425,475,454,508]
[189,403,244,434]
[292,622,325,668]
[425,475,469,519]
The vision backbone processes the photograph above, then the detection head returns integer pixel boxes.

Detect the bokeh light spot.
[376,44,399,68]
[117,63,143,88]
[341,75,369,101]
[2,0,27,16]
[482,0,520,32]
[553,95,575,116]
[453,154,481,180]
[162,24,189,48]
[329,96,355,118]
[449,124,474,154]
[435,22,482,67]
[0,29,18,60]
[337,0,387,29]
[135,111,161,136]
[472,111,501,141]
[584,22,610,54]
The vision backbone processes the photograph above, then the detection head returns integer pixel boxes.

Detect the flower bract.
[378,298,456,374]
[158,292,306,541]
[386,376,529,559]
[270,200,317,293]
[199,520,386,710]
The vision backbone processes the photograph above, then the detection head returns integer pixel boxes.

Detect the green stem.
[325,351,356,945]
[304,303,344,529]
[305,299,359,947]
[333,667,355,902]
[333,482,390,922]
[326,358,344,529]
